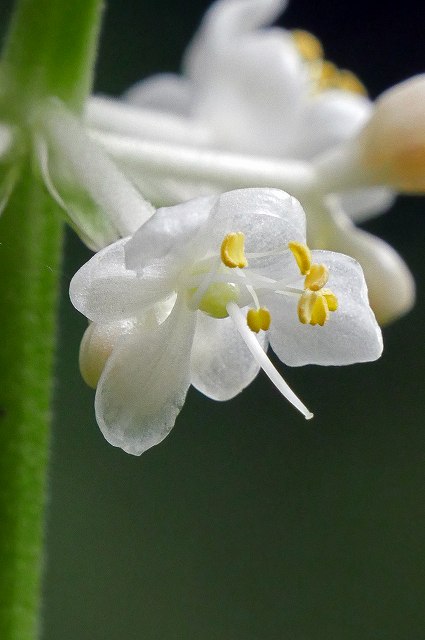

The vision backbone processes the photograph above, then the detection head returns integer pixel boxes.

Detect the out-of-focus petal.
[326,216,415,324]
[292,90,372,160]
[267,250,383,365]
[95,300,196,456]
[339,187,396,222]
[123,73,194,117]
[190,309,267,400]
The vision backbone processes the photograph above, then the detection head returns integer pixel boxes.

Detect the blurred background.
[2,0,425,638]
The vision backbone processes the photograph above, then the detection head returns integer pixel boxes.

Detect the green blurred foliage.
[2,0,425,638]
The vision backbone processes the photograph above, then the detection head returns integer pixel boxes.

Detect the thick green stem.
[0,169,63,640]
[2,0,104,112]
[0,0,104,638]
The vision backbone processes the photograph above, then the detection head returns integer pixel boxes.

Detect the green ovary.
[191,282,240,318]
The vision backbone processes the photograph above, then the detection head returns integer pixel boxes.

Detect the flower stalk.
[0,0,104,638]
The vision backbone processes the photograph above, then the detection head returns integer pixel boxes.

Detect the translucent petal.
[95,300,196,456]
[124,194,218,272]
[267,250,383,366]
[37,101,154,250]
[198,188,306,277]
[190,310,267,401]
[70,238,173,323]
[123,73,194,117]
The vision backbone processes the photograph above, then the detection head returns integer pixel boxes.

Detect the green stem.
[2,0,104,112]
[0,168,63,640]
[0,0,104,638]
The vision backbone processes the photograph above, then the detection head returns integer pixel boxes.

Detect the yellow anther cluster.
[289,241,338,326]
[221,232,248,268]
[247,307,271,333]
[292,29,367,96]
[316,61,367,96]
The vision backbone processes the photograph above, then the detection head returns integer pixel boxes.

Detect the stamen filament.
[227,302,314,420]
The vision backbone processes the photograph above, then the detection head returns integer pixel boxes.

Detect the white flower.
[0,98,153,250]
[87,0,415,323]
[70,188,382,456]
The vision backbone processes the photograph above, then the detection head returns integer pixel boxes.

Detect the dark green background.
[2,1,425,638]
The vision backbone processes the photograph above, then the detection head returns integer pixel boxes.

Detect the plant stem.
[0,0,104,637]
[0,168,63,640]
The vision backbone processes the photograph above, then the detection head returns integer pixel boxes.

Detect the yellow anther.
[297,291,318,325]
[288,241,312,275]
[304,263,329,291]
[298,291,334,326]
[321,288,338,312]
[292,29,324,61]
[310,294,329,326]
[317,60,339,90]
[247,307,271,333]
[221,232,248,269]
[337,69,368,96]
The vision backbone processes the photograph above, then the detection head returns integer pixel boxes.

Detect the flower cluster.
[86,0,425,324]
[70,188,382,455]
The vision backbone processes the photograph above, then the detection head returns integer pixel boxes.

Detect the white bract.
[0,98,153,250]
[87,0,418,323]
[70,188,383,456]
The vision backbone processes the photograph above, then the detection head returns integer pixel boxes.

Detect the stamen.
[321,288,338,312]
[227,302,313,420]
[292,29,324,62]
[304,263,329,291]
[288,241,312,275]
[310,294,329,326]
[221,232,248,269]
[247,307,271,333]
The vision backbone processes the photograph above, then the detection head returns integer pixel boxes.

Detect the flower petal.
[324,217,415,324]
[190,309,267,400]
[198,188,306,278]
[124,194,218,272]
[339,187,396,222]
[123,73,194,117]
[70,238,173,323]
[291,90,372,160]
[95,300,196,456]
[36,100,154,250]
[267,250,383,366]
[184,0,305,155]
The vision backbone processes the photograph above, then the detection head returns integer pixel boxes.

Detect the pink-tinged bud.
[357,75,425,193]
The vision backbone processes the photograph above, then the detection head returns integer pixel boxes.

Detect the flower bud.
[356,75,425,193]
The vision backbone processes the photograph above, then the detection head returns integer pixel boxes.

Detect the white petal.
[198,188,306,277]
[190,310,267,400]
[191,32,306,155]
[338,187,396,222]
[267,251,383,366]
[124,194,218,272]
[292,90,372,160]
[37,100,154,250]
[324,218,415,324]
[184,0,305,155]
[123,73,194,117]
[95,300,196,456]
[70,238,172,323]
